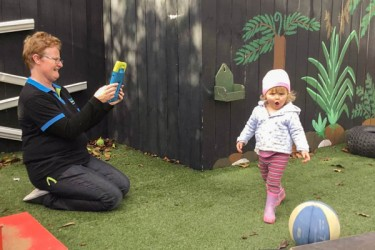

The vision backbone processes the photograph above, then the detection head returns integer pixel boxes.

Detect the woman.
[18,31,130,211]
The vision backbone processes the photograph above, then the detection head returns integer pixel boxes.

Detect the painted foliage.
[235,0,375,147]
[235,12,320,69]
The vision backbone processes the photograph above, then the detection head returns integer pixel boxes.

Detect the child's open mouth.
[275,101,280,105]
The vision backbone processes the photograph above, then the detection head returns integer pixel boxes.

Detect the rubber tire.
[346,126,375,158]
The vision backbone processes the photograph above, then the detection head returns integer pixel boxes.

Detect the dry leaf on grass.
[0,155,21,168]
[335,181,344,186]
[278,239,289,249]
[356,212,370,218]
[87,138,116,160]
[237,162,250,168]
[241,231,258,239]
[59,222,75,229]
[331,164,345,168]
[163,156,180,164]
[342,147,350,153]
[313,193,322,200]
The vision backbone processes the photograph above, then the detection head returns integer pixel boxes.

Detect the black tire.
[346,125,375,158]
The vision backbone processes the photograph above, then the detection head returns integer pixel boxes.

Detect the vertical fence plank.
[230,0,250,156]
[214,0,232,162]
[165,0,180,160]
[86,0,107,139]
[177,0,192,164]
[135,0,150,151]
[145,0,159,154]
[302,0,323,131]
[355,1,369,125]
[107,0,134,142]
[349,0,363,126]
[239,0,262,151]
[189,0,203,169]
[201,0,217,168]
[155,0,168,156]
[125,0,140,147]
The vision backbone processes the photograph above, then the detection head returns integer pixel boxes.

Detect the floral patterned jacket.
[237,101,309,154]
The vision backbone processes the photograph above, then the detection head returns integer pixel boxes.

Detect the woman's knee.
[119,176,130,197]
[101,189,123,211]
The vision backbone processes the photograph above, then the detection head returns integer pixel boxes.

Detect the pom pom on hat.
[262,69,291,95]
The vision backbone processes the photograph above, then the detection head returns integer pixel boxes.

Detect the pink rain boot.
[276,188,286,206]
[263,191,278,224]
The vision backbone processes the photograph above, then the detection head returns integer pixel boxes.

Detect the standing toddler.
[236,69,310,224]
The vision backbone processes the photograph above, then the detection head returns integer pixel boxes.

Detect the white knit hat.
[262,69,290,95]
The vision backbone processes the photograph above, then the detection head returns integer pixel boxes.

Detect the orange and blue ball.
[289,201,340,246]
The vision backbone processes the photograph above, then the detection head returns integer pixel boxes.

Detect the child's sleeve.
[236,109,257,145]
[289,113,309,152]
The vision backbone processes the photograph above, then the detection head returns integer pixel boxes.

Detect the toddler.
[236,69,310,224]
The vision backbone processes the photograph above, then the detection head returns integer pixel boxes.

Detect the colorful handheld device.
[108,61,127,102]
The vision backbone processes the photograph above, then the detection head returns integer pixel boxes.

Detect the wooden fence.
[1,0,374,170]
[105,0,374,170]
[104,0,203,168]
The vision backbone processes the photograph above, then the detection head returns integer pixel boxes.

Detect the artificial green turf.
[0,144,374,249]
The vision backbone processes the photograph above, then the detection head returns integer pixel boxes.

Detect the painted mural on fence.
[234,12,320,69]
[234,0,375,147]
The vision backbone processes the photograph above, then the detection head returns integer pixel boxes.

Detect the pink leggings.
[258,151,290,194]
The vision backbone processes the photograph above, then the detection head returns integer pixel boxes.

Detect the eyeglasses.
[42,55,64,64]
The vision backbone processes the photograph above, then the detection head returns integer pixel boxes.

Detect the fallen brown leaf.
[0,155,21,167]
[313,193,322,200]
[60,222,75,228]
[356,212,370,218]
[278,239,289,249]
[331,164,345,168]
[235,162,250,168]
[342,147,350,153]
[104,151,111,161]
[241,231,258,239]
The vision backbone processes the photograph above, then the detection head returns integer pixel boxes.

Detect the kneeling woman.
[19,31,130,211]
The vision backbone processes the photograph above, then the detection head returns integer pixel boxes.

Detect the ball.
[289,201,340,246]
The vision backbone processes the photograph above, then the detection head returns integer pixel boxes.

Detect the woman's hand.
[108,87,124,105]
[94,84,123,104]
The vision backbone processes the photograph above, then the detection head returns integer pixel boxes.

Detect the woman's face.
[37,46,63,83]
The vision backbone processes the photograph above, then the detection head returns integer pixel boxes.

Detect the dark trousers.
[37,155,130,211]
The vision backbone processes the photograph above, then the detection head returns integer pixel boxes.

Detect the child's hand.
[236,142,244,153]
[301,151,310,163]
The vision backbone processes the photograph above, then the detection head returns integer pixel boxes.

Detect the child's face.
[264,87,288,111]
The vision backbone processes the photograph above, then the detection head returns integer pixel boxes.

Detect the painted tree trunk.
[273,35,286,69]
